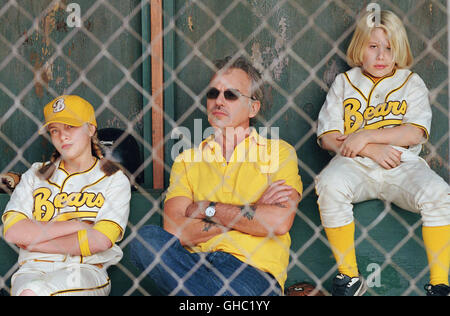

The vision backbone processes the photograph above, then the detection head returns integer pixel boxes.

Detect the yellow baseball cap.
[41,95,97,133]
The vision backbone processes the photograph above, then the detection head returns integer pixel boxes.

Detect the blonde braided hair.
[37,132,121,179]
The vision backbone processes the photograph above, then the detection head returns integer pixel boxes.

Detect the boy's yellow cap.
[41,95,97,133]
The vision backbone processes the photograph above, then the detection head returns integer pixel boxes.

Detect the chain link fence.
[0,0,448,296]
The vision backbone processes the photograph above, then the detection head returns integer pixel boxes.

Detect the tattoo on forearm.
[202,219,216,232]
[240,205,257,220]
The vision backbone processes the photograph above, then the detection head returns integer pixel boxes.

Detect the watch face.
[205,206,215,217]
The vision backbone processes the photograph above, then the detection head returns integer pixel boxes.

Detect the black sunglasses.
[206,88,256,101]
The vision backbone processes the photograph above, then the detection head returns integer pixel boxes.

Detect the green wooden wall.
[0,0,150,183]
[0,0,448,296]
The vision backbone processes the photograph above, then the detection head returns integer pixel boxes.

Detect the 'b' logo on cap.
[53,99,66,113]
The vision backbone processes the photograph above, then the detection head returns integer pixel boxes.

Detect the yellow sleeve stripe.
[404,123,430,141]
[2,212,28,237]
[317,130,341,146]
[93,220,123,244]
[78,229,92,257]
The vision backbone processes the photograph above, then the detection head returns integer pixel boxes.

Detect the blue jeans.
[129,225,281,296]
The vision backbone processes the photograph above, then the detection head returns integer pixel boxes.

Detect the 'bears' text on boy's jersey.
[317,67,432,155]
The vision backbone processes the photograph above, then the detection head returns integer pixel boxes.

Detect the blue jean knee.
[129,225,281,296]
[129,225,179,271]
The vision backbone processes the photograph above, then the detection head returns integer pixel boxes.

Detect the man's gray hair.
[213,56,264,104]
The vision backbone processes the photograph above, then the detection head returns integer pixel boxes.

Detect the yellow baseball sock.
[422,225,450,286]
[324,222,359,278]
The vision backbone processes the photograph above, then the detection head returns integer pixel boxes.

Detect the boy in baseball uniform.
[316,10,450,296]
[2,95,131,296]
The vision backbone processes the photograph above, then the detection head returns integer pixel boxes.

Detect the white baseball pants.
[315,154,450,228]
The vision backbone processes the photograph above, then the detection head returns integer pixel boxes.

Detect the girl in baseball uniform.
[316,10,449,296]
[2,95,131,296]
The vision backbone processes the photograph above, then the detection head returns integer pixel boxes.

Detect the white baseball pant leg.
[11,261,111,296]
[315,155,450,228]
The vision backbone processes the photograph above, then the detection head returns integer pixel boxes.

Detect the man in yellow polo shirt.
[130,56,302,296]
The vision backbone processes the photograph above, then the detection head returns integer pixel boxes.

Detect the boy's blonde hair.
[346,10,413,69]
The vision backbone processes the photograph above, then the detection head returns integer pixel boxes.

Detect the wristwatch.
[205,202,216,218]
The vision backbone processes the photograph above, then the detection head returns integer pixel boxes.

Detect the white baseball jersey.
[317,67,432,155]
[315,67,450,229]
[3,158,131,266]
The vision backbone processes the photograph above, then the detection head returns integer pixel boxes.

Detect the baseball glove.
[285,282,326,296]
[0,172,21,193]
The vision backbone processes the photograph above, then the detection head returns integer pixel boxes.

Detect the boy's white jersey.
[317,67,432,155]
[3,158,131,266]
